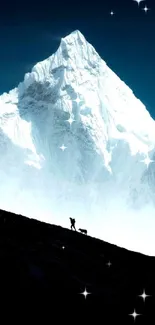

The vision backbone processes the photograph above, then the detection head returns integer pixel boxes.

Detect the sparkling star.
[140,156,154,169]
[59,144,67,151]
[106,261,112,267]
[74,97,81,104]
[110,11,114,15]
[142,5,150,13]
[133,0,145,5]
[62,246,65,250]
[138,289,150,302]
[80,287,91,299]
[129,309,141,321]
[66,116,75,126]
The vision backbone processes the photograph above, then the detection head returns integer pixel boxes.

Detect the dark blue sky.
[0,0,155,117]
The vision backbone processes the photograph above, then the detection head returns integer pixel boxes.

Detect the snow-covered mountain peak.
[18,30,103,94]
[1,30,155,255]
[2,30,155,178]
[61,29,86,45]
[59,29,99,61]
[1,30,155,174]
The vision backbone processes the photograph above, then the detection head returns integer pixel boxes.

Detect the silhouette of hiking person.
[69,217,76,231]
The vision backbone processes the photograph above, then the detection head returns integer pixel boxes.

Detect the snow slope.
[0,30,155,255]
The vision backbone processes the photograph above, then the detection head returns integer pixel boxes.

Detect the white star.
[80,287,91,299]
[138,289,150,302]
[66,116,75,126]
[133,0,145,5]
[62,246,65,250]
[106,261,112,267]
[142,5,150,13]
[129,309,141,321]
[74,97,81,104]
[59,144,67,151]
[140,156,154,169]
[110,11,114,16]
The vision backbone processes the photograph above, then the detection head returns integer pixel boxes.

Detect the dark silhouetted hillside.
[0,208,154,324]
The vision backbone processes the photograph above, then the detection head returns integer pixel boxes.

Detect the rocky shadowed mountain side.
[0,208,154,324]
[1,30,155,255]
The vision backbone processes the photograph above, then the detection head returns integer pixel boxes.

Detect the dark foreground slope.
[0,209,154,324]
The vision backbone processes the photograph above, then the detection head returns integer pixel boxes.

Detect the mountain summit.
[0,30,155,255]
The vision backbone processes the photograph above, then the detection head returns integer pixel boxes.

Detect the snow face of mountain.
[0,30,155,255]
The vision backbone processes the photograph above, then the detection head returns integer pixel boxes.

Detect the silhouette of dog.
[79,228,87,235]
